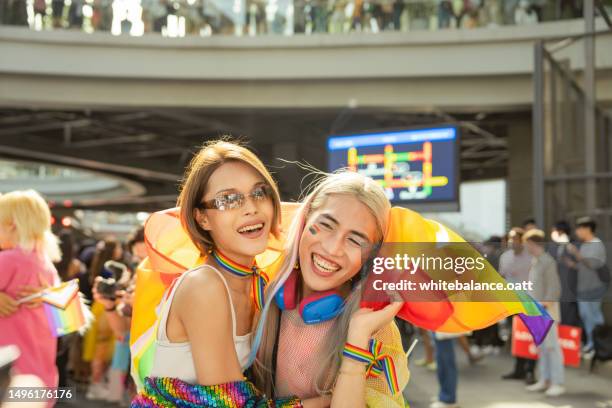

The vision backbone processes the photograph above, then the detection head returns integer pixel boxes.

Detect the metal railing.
[0,0,590,37]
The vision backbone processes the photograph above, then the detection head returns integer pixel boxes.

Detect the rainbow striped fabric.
[41,279,89,337]
[343,339,400,395]
[366,340,400,395]
[374,207,553,345]
[132,377,303,407]
[212,251,270,311]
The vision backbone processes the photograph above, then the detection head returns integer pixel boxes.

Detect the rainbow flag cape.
[366,207,552,344]
[130,205,552,390]
[38,279,91,337]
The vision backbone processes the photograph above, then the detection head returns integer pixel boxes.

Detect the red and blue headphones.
[274,266,345,325]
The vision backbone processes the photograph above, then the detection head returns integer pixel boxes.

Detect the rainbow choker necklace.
[212,250,269,310]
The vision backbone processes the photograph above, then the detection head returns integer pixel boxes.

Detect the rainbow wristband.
[342,340,401,395]
[342,342,374,365]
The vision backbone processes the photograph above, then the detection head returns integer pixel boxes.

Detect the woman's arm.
[103,307,130,340]
[0,253,18,317]
[0,292,17,317]
[330,303,404,408]
[154,269,311,406]
[302,396,331,408]
[173,269,245,385]
[92,278,129,340]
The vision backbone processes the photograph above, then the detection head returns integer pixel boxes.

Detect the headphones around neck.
[274,267,345,325]
[274,240,382,324]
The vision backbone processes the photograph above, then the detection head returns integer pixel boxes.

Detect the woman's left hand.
[347,302,403,347]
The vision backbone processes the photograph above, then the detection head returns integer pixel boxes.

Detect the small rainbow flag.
[36,280,90,337]
[43,297,87,337]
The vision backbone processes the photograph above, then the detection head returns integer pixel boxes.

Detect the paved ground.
[57,346,612,408]
[404,344,612,408]
[55,386,117,408]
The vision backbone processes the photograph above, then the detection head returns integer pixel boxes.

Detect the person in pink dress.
[0,190,61,392]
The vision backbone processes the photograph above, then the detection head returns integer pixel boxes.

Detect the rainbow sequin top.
[132,376,303,408]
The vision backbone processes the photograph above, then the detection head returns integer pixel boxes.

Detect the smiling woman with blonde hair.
[251,171,409,407]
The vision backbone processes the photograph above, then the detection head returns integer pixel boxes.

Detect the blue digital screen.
[328,127,459,204]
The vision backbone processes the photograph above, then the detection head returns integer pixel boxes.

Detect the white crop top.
[149,265,252,383]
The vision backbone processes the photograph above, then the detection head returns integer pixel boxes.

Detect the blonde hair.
[252,170,390,397]
[177,139,282,254]
[0,189,60,262]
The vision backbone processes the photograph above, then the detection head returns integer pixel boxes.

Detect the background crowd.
[1,0,602,37]
[0,190,145,407]
[403,216,611,407]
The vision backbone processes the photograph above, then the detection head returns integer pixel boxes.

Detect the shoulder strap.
[202,265,239,339]
[156,265,239,342]
[156,270,192,341]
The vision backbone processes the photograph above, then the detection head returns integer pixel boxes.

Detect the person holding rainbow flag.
[251,171,409,407]
[0,190,62,403]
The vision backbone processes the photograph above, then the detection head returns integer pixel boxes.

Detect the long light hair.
[251,171,390,397]
[0,189,61,262]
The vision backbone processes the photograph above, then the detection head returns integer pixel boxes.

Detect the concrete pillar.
[507,120,534,228]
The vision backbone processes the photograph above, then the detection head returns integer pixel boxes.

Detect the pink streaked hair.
[247,196,312,366]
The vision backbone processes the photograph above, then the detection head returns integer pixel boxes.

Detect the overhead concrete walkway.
[1,19,611,111]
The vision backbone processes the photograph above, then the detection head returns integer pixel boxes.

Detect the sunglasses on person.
[197,184,273,211]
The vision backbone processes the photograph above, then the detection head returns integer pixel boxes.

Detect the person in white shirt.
[499,228,533,284]
[500,228,536,384]
[523,229,565,397]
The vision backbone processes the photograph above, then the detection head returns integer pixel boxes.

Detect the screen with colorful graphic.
[328,127,459,205]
